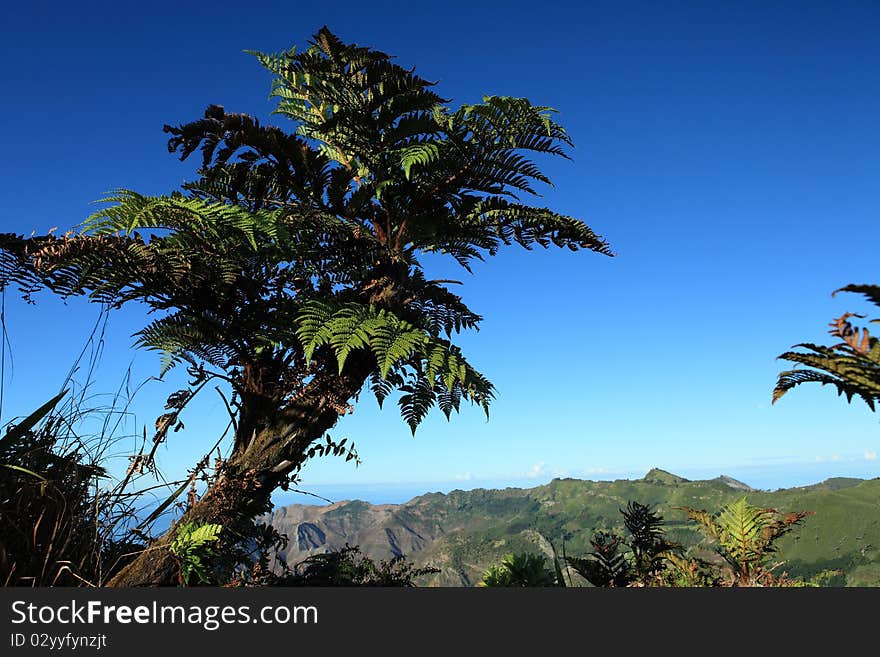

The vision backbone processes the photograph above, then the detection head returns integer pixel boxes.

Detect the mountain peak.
[642,468,688,484]
[712,475,755,491]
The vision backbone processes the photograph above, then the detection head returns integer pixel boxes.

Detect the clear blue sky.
[1,1,878,503]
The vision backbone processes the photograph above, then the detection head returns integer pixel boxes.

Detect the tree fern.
[0,27,610,585]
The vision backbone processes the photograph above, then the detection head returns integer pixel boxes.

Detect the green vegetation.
[480,552,561,587]
[565,533,632,587]
[0,388,146,586]
[270,471,880,586]
[679,497,811,586]
[169,522,223,586]
[481,496,814,586]
[0,27,876,590]
[564,502,680,587]
[0,26,609,586]
[0,392,100,586]
[281,545,438,586]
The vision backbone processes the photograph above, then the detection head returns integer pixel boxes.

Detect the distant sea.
[274,460,880,507]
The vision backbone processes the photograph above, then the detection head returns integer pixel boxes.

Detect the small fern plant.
[169,522,223,586]
[678,497,810,586]
[479,552,560,587]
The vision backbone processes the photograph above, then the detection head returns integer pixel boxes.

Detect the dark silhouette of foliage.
[566,532,632,587]
[0,26,610,586]
[281,544,438,586]
[565,502,679,587]
[621,501,680,582]
[0,392,142,586]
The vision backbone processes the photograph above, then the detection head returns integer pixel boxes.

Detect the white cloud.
[527,461,546,478]
[455,472,474,481]
[816,449,877,463]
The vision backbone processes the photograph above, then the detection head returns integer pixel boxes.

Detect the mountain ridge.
[267,471,880,586]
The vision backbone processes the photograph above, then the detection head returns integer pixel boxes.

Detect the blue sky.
[1,1,879,504]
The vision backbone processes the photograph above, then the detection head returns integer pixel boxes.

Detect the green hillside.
[269,472,880,586]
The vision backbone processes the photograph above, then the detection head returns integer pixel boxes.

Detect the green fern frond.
[295,301,428,375]
[716,497,773,566]
[295,300,338,362]
[326,304,374,371]
[773,367,878,410]
[369,371,403,409]
[135,310,238,375]
[678,506,723,542]
[84,191,284,251]
[397,142,440,180]
[371,315,429,378]
[774,285,880,411]
[398,374,436,435]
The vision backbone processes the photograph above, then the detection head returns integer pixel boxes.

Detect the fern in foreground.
[169,522,223,586]
[678,497,811,586]
[0,26,611,586]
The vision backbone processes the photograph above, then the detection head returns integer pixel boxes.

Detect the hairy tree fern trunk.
[107,354,374,587]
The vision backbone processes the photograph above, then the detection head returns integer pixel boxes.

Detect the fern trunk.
[107,354,373,587]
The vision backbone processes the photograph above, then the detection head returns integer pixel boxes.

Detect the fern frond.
[294,298,493,430]
[677,506,723,543]
[833,284,880,307]
[773,345,880,409]
[135,310,238,375]
[773,367,878,410]
[397,142,440,180]
[716,497,773,567]
[369,371,403,409]
[773,285,880,411]
[398,374,436,435]
[295,300,338,362]
[370,314,429,378]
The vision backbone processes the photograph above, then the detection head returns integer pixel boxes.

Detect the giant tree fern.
[0,27,611,585]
